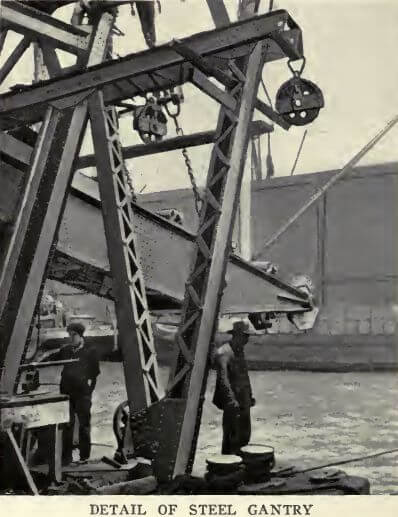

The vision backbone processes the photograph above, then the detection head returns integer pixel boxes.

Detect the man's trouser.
[222,406,251,455]
[63,394,92,462]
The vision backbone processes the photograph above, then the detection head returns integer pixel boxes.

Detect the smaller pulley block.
[133,97,168,144]
[275,75,324,126]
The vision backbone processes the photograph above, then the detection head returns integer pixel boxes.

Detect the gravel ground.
[40,363,398,494]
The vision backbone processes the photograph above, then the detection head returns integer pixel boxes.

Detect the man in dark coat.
[39,322,100,464]
[212,321,256,455]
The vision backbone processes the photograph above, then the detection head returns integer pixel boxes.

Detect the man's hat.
[227,320,254,335]
[66,322,86,337]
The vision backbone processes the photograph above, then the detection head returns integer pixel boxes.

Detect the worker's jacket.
[46,343,100,398]
[212,343,253,410]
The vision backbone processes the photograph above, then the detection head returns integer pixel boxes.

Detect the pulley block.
[275,76,324,126]
[133,97,168,143]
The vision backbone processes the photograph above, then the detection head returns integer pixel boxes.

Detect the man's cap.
[226,319,264,336]
[66,322,86,336]
[227,320,252,335]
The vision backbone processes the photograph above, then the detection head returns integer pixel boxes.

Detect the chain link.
[169,114,202,216]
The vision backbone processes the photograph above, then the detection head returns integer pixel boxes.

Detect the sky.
[2,0,398,193]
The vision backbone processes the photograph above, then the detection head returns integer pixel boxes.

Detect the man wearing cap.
[38,322,100,464]
[212,320,256,455]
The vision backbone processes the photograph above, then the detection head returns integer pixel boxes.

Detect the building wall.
[134,163,398,369]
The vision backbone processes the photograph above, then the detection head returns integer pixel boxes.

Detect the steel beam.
[0,37,30,85]
[0,105,89,395]
[1,122,272,171]
[205,0,230,27]
[38,40,62,78]
[0,30,7,55]
[256,97,291,130]
[77,130,216,169]
[0,10,303,129]
[0,13,114,396]
[88,92,163,409]
[151,42,270,480]
[190,69,237,111]
[0,1,90,55]
[56,191,308,313]
[0,131,32,165]
[76,122,272,169]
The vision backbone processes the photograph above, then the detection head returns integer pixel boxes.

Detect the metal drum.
[204,454,245,491]
[205,454,242,477]
[239,444,275,483]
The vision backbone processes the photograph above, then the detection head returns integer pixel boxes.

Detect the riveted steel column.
[88,92,163,411]
[0,12,115,395]
[160,41,265,479]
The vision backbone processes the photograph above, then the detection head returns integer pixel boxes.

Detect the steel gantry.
[0,1,313,487]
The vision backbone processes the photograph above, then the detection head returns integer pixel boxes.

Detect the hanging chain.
[164,101,202,216]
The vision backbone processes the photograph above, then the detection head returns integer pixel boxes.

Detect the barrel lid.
[240,444,274,455]
[206,454,242,466]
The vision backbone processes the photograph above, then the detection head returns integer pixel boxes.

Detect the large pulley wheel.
[275,76,324,126]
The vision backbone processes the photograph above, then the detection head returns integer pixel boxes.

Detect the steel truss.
[0,2,310,482]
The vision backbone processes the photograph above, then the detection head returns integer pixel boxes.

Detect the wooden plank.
[0,399,70,429]
[48,425,63,483]
[5,429,38,495]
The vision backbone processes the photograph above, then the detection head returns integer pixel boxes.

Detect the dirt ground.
[40,363,398,494]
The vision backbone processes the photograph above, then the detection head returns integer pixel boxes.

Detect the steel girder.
[88,95,163,409]
[152,42,266,481]
[0,10,303,130]
[0,12,115,396]
[54,190,309,312]
[0,1,90,55]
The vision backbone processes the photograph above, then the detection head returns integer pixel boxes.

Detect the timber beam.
[0,10,303,130]
[0,1,90,55]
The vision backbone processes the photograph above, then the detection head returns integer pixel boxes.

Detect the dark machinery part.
[133,97,168,143]
[275,60,324,126]
[248,312,273,331]
[113,400,131,464]
[21,368,40,393]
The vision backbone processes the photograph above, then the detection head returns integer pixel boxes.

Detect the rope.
[261,78,273,108]
[253,113,398,259]
[275,447,398,477]
[260,67,274,179]
[290,129,308,176]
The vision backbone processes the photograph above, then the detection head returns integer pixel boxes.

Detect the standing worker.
[212,321,256,455]
[38,322,100,465]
